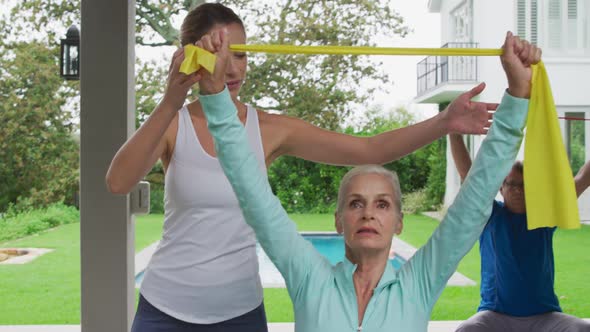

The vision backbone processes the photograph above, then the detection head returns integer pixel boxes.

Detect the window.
[548,0,562,48]
[517,0,589,54]
[451,0,473,42]
[517,0,539,45]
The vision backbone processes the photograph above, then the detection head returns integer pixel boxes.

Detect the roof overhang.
[414,82,480,104]
[428,0,442,13]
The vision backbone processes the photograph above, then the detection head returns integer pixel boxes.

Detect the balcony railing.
[417,42,479,96]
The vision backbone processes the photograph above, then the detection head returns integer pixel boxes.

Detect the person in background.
[451,132,590,332]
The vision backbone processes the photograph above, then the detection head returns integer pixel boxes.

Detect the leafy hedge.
[268,108,446,213]
[0,203,79,243]
[141,107,448,214]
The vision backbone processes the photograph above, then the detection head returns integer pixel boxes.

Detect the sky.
[370,0,441,119]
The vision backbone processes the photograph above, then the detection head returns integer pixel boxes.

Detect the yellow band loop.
[179,44,216,75]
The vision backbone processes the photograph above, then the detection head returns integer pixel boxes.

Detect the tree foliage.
[4,0,409,129]
[136,58,168,128]
[0,0,425,213]
[0,1,174,212]
[0,40,79,212]
[346,107,436,194]
[269,107,446,213]
[237,1,410,129]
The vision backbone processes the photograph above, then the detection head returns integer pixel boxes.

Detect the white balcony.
[414,42,480,104]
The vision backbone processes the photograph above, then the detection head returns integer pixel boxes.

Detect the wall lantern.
[60,25,80,80]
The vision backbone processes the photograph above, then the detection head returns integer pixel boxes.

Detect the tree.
[1,0,414,213]
[233,1,410,129]
[135,58,168,128]
[345,106,436,194]
[269,106,445,213]
[5,0,409,129]
[0,40,79,212]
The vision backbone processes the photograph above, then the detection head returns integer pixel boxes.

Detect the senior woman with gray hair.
[194,31,540,332]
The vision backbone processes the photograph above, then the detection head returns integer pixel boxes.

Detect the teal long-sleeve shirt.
[200,88,528,332]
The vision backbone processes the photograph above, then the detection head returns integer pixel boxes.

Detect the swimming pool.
[257,233,405,287]
[135,233,406,288]
[290,234,406,268]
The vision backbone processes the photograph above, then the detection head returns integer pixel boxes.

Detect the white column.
[444,135,461,207]
[80,1,136,331]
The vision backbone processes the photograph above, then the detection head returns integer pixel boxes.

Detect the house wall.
[435,0,590,221]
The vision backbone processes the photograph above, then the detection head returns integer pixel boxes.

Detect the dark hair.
[180,3,245,46]
[512,161,524,175]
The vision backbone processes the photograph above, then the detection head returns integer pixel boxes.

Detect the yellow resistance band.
[524,62,579,230]
[229,44,503,56]
[179,44,502,75]
[180,44,580,230]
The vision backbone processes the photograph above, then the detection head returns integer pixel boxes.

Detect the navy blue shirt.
[478,200,561,316]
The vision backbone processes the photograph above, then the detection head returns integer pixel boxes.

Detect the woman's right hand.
[500,31,542,99]
[195,28,231,95]
[162,48,202,111]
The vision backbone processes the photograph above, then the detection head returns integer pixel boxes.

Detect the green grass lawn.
[0,215,164,324]
[1,213,589,324]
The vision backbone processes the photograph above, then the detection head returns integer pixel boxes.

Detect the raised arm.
[447,85,489,182]
[402,32,541,309]
[273,83,496,166]
[105,49,201,194]
[197,28,327,301]
[449,133,473,182]
[575,160,590,197]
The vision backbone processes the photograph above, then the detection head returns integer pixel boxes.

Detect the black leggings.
[131,294,268,332]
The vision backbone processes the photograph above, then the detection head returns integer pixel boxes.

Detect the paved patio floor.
[0,322,464,332]
[3,319,589,331]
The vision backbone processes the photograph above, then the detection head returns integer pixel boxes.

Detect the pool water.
[135,234,406,287]
[255,234,405,287]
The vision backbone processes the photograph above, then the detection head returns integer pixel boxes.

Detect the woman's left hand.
[443,82,497,135]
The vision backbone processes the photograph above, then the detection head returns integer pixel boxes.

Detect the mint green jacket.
[200,89,528,332]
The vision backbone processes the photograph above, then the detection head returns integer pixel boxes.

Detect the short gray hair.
[336,165,402,216]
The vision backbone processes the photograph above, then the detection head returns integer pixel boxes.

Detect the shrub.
[145,161,165,214]
[402,189,429,214]
[0,203,80,242]
[268,157,348,213]
[424,138,446,209]
[149,185,165,214]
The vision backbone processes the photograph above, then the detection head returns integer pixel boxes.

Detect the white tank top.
[140,104,267,323]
